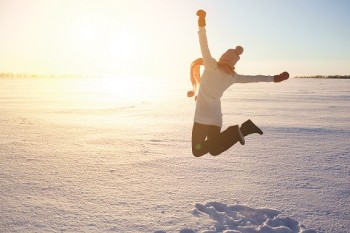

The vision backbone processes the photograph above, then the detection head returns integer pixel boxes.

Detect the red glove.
[274,72,289,83]
[196,10,206,27]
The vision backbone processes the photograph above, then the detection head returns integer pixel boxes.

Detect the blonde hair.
[187,58,235,100]
[187,58,203,99]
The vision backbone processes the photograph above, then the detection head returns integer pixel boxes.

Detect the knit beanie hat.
[219,46,244,67]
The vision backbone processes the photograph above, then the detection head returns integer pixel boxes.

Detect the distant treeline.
[295,75,350,79]
[0,72,82,78]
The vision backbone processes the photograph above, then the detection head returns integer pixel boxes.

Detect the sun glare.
[109,32,136,59]
[65,13,162,105]
[68,14,137,72]
[74,77,165,106]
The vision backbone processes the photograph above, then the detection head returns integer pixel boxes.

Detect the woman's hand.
[274,72,289,82]
[196,10,206,27]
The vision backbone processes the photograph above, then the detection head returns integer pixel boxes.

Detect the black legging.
[191,122,241,157]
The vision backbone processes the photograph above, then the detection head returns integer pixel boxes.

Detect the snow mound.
[190,202,316,233]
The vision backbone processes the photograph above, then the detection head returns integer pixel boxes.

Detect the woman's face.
[219,62,234,75]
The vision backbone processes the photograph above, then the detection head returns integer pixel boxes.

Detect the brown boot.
[240,119,263,137]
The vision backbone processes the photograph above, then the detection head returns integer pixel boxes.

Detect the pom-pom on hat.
[219,46,244,67]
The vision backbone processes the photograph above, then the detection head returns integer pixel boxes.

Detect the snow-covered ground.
[0,78,349,232]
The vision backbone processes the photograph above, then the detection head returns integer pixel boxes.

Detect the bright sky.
[1,0,350,78]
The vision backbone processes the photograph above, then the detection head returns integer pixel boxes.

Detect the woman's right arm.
[197,10,217,71]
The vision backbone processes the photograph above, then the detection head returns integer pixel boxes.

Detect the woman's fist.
[196,10,206,27]
[196,10,206,17]
[274,72,289,82]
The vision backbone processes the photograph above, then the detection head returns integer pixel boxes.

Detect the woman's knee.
[192,142,206,157]
[192,149,205,157]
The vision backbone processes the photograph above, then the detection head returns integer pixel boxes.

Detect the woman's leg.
[192,122,244,157]
[206,125,244,156]
[192,122,220,157]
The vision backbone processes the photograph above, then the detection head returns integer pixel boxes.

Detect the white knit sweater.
[194,27,274,127]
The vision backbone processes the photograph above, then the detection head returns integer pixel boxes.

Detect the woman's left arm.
[234,72,289,83]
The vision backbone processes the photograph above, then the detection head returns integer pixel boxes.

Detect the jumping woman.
[189,10,289,157]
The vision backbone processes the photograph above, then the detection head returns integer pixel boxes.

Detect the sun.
[108,31,136,59]
[68,15,137,69]
[66,14,164,103]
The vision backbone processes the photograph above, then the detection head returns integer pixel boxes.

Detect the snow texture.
[191,202,316,233]
[0,78,349,233]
